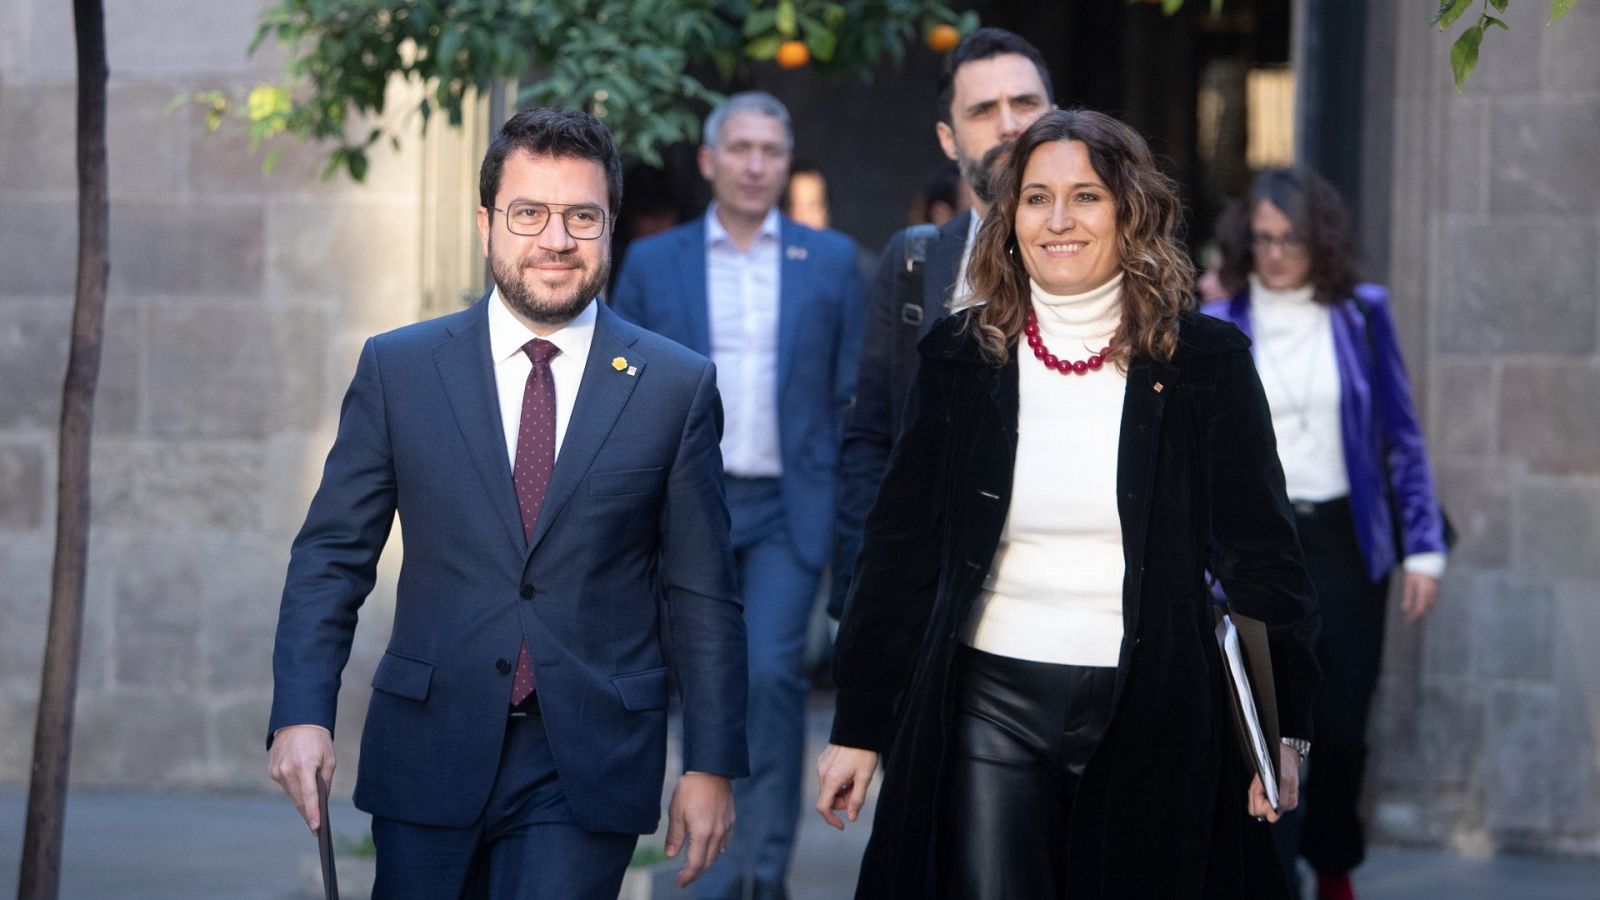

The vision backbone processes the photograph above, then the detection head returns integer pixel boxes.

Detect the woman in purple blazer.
[1204,167,1449,900]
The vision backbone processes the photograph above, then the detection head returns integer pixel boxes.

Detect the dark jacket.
[1203,285,1447,581]
[831,308,1319,898]
[832,210,972,616]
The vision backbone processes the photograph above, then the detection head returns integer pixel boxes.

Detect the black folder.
[316,772,340,900]
[1214,609,1282,811]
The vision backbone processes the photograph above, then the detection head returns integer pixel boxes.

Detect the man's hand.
[815,744,879,830]
[1401,572,1440,624]
[1246,742,1302,823]
[664,772,733,888]
[268,725,335,834]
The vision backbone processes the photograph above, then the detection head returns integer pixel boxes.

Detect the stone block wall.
[0,0,423,791]
[1365,1,1600,855]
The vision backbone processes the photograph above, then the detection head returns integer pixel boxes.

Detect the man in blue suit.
[267,108,747,899]
[609,92,865,900]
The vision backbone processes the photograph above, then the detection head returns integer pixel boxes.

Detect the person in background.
[783,162,831,230]
[1197,240,1230,303]
[831,26,1055,623]
[1206,166,1449,900]
[610,92,866,900]
[908,162,966,226]
[817,109,1318,900]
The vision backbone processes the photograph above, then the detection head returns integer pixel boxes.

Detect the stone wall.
[0,0,423,790]
[1365,1,1600,854]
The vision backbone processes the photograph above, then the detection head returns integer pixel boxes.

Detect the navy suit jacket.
[609,214,866,569]
[267,298,748,835]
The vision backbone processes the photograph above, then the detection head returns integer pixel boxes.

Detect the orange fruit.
[776,40,809,69]
[927,23,960,52]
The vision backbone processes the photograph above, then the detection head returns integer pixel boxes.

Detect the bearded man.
[267,107,748,899]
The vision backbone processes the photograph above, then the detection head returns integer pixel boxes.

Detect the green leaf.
[743,8,777,38]
[1484,15,1509,30]
[776,0,797,37]
[438,25,463,64]
[1489,0,1508,11]
[261,147,284,176]
[1551,0,1579,22]
[806,27,836,62]
[1433,0,1474,29]
[1163,0,1184,14]
[1451,21,1485,92]
[746,33,782,60]
[1211,0,1225,15]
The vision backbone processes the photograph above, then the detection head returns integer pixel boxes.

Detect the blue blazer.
[1203,285,1448,581]
[268,298,748,835]
[609,214,866,569]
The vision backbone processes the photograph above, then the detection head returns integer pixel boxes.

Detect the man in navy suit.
[267,107,747,899]
[609,92,865,900]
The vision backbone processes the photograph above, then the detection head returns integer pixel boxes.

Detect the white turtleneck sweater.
[1248,274,1349,502]
[961,274,1127,667]
[1249,275,1445,578]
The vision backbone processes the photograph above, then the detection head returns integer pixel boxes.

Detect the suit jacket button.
[495,658,512,675]
[520,584,536,599]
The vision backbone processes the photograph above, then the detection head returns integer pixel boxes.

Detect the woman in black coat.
[815,109,1321,899]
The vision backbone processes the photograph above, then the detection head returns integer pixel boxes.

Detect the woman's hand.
[1246,742,1302,823]
[1401,572,1440,624]
[815,744,880,830]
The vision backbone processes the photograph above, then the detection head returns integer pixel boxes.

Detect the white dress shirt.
[962,275,1127,667]
[705,205,783,478]
[488,288,596,466]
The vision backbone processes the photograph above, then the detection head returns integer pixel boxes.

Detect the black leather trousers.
[937,644,1117,900]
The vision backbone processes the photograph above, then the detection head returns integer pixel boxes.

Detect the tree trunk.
[18,1,109,897]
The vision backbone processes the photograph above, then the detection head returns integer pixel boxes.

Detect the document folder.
[316,772,340,900]
[1214,611,1282,812]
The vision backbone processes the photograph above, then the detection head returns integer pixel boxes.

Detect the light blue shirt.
[705,204,783,478]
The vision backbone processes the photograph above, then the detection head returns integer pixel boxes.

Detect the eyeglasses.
[491,201,608,240]
[1250,232,1309,257]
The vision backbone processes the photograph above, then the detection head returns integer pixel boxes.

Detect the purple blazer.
[1203,284,1447,582]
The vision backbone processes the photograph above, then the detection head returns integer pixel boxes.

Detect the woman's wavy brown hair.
[1214,167,1359,305]
[964,109,1194,368]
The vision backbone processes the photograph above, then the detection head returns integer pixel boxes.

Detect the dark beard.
[962,140,1013,205]
[491,247,609,328]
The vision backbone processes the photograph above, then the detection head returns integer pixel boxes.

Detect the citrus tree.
[233,0,1583,180]
[239,0,976,180]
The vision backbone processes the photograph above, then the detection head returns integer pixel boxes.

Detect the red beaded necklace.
[1024,309,1113,375]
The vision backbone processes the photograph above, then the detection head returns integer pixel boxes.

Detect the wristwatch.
[1281,737,1311,760]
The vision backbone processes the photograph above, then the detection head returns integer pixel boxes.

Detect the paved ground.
[3,702,1597,898]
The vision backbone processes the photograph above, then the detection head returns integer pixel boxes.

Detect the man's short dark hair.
[935,27,1054,125]
[479,107,624,215]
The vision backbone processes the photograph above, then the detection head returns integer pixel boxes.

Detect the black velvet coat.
[831,309,1320,899]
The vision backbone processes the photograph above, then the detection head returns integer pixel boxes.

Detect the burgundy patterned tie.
[510,337,560,706]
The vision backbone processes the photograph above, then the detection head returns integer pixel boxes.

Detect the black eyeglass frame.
[488,201,609,240]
